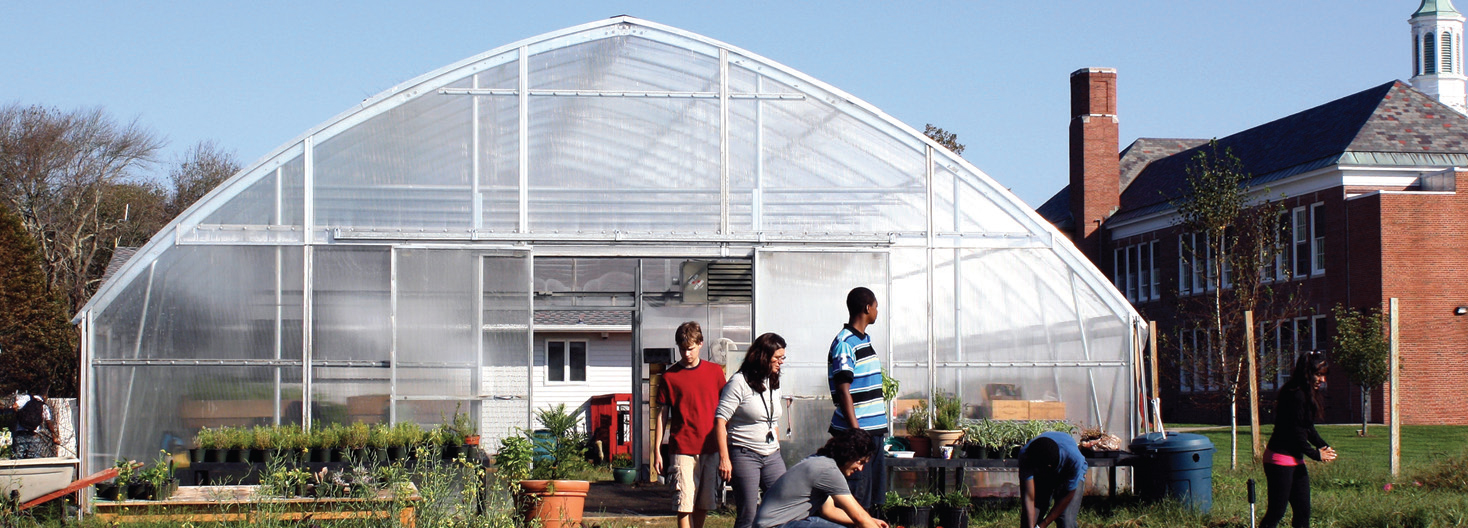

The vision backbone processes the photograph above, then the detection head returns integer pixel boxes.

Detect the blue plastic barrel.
[1128,432,1215,513]
[531,429,557,463]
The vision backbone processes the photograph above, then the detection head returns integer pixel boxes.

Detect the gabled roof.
[1034,137,1205,229]
[1109,81,1468,223]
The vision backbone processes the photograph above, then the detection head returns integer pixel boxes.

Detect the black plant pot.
[909,506,933,528]
[441,444,462,460]
[224,448,244,463]
[125,481,153,500]
[886,506,915,528]
[203,448,223,463]
[189,448,204,464]
[934,505,967,528]
[387,446,406,461]
[962,445,985,459]
[95,482,120,501]
[308,447,328,463]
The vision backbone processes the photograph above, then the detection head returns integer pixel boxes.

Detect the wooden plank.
[19,466,121,512]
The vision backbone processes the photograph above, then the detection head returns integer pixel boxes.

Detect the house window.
[1258,321,1278,390]
[1115,242,1159,302]
[1126,245,1138,301]
[1149,241,1160,299]
[546,340,587,382]
[1139,243,1152,300]
[1179,237,1192,296]
[1311,203,1326,275]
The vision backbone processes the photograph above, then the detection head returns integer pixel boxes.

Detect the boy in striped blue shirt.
[828,286,887,513]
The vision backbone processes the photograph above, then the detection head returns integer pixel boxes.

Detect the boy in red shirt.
[653,321,727,528]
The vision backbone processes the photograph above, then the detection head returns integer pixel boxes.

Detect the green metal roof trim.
[1416,0,1460,17]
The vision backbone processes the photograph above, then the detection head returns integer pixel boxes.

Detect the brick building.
[1037,3,1468,424]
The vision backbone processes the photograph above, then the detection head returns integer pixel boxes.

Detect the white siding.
[531,332,635,423]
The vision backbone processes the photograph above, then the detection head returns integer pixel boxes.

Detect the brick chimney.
[1068,68,1120,266]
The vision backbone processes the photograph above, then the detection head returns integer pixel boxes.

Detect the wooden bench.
[92,483,420,526]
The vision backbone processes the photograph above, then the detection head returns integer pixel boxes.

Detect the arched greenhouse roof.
[76,16,1144,467]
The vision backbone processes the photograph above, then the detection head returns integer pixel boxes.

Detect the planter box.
[985,400,1029,420]
[1029,401,1066,420]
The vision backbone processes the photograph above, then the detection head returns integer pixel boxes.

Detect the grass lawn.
[644,425,1468,528]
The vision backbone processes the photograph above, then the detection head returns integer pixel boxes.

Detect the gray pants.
[730,445,787,528]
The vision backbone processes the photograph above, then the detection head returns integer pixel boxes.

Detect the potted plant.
[933,491,969,528]
[95,459,131,501]
[312,424,341,463]
[193,427,221,463]
[436,422,463,460]
[925,391,964,452]
[389,422,424,461]
[959,419,989,458]
[368,423,392,461]
[907,490,939,528]
[453,407,479,447]
[520,403,592,528]
[252,425,276,464]
[220,426,249,463]
[881,491,912,526]
[905,404,931,457]
[343,421,371,461]
[609,453,637,485]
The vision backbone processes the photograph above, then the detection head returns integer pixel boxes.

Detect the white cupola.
[1411,0,1468,113]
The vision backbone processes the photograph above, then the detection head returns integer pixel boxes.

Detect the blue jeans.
[730,446,787,528]
[775,516,846,528]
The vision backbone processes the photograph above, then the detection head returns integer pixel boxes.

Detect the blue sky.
[1,1,1410,207]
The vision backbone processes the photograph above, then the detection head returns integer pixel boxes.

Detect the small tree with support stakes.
[1331,304,1389,436]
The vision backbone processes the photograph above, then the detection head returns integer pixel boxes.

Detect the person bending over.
[1018,431,1087,528]
[754,429,888,528]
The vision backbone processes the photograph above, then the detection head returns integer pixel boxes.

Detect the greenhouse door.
[479,252,534,446]
[753,250,888,460]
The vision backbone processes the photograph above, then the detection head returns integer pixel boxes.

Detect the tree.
[0,103,164,313]
[1172,140,1293,468]
[0,205,78,397]
[924,124,966,155]
[167,140,240,217]
[1331,304,1390,436]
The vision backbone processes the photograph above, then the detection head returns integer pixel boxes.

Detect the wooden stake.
[1389,298,1401,477]
[1245,310,1261,462]
[1149,324,1161,432]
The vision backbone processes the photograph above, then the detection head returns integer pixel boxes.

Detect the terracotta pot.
[520,479,589,528]
[464,435,481,446]
[907,435,932,458]
[927,429,964,452]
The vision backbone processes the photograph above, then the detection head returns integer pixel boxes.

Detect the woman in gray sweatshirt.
[717,332,788,528]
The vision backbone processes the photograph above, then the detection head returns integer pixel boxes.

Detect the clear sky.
[1,1,1411,207]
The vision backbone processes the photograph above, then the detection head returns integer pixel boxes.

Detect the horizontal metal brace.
[94,359,391,368]
[333,228,896,246]
[438,88,803,100]
[531,304,636,311]
[888,360,1129,368]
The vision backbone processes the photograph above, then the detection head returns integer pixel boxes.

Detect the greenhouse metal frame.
[73,16,1146,477]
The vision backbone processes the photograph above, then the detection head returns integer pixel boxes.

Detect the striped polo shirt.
[828,325,888,434]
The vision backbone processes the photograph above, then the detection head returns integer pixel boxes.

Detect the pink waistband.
[1263,449,1302,466]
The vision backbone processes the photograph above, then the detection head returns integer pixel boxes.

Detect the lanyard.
[757,382,776,442]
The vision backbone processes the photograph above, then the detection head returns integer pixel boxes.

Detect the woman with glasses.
[1259,351,1337,528]
[717,333,789,528]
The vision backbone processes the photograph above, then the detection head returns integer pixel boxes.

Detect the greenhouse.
[73,17,1145,478]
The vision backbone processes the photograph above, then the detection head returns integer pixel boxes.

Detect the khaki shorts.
[670,453,719,512]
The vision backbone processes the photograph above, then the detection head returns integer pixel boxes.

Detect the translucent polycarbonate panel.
[753,251,889,401]
[934,365,1132,433]
[887,248,928,366]
[313,79,473,229]
[481,254,532,444]
[202,166,276,225]
[525,97,720,233]
[309,367,390,426]
[727,98,758,231]
[732,67,927,235]
[956,248,1128,364]
[91,245,303,360]
[529,35,718,92]
[312,246,390,362]
[639,299,745,367]
[280,154,306,226]
[952,166,1029,234]
[534,258,638,293]
[476,65,521,231]
[396,249,476,399]
[92,366,299,466]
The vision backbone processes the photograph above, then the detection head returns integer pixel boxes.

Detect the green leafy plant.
[906,402,930,437]
[495,433,535,484]
[532,403,591,480]
[194,427,221,450]
[882,369,900,402]
[140,450,174,493]
[908,490,940,507]
[253,426,275,450]
[883,490,909,508]
[940,490,969,509]
[369,423,392,449]
[609,453,634,468]
[315,424,340,450]
[342,421,371,449]
[392,422,426,447]
[113,458,137,484]
[435,421,460,446]
[931,391,962,431]
[452,405,477,441]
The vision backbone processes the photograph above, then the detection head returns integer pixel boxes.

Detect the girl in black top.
[1259,351,1337,528]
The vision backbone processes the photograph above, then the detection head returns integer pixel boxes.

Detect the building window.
[1115,241,1159,303]
[546,340,587,382]
[1311,203,1326,275]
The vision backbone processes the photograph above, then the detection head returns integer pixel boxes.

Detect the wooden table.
[92,483,420,526]
[885,454,1136,496]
